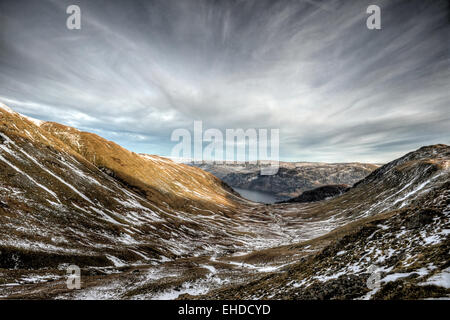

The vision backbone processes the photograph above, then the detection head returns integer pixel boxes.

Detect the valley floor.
[2,201,449,300]
[0,106,449,300]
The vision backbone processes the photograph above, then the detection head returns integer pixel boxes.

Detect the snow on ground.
[0,102,16,114]
[19,148,95,205]
[21,115,45,126]
[19,274,61,284]
[419,267,450,289]
[148,284,210,300]
[106,255,126,267]
[216,259,294,273]
[0,152,60,201]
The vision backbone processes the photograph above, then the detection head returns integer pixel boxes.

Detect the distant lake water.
[233,187,281,204]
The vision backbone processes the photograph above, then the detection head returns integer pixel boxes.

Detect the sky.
[0,0,449,163]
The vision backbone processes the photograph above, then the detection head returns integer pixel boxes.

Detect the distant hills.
[192,161,379,201]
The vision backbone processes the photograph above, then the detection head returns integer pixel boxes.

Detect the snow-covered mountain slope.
[0,103,448,299]
[195,145,450,299]
[200,204,449,299]
[0,104,282,268]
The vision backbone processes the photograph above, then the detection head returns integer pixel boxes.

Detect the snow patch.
[420,268,450,289]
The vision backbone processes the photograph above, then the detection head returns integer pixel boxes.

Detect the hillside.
[0,103,448,300]
[197,145,450,299]
[280,184,349,203]
[0,103,271,269]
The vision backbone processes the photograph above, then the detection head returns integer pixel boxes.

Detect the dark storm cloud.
[0,0,448,162]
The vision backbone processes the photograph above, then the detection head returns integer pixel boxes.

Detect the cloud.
[0,0,448,162]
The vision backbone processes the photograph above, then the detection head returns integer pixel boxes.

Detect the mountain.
[198,144,450,299]
[0,103,257,269]
[0,103,448,300]
[280,184,349,203]
[191,161,378,200]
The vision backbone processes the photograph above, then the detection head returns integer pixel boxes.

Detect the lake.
[233,187,281,204]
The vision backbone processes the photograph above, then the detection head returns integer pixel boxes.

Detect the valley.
[0,103,449,300]
[192,161,379,200]
[232,187,279,204]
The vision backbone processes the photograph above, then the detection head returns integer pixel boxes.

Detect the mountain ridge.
[192,161,379,200]
[0,103,448,300]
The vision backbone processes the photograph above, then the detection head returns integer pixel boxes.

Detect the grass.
[0,245,112,269]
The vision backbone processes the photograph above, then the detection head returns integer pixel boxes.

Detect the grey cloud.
[0,0,448,162]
